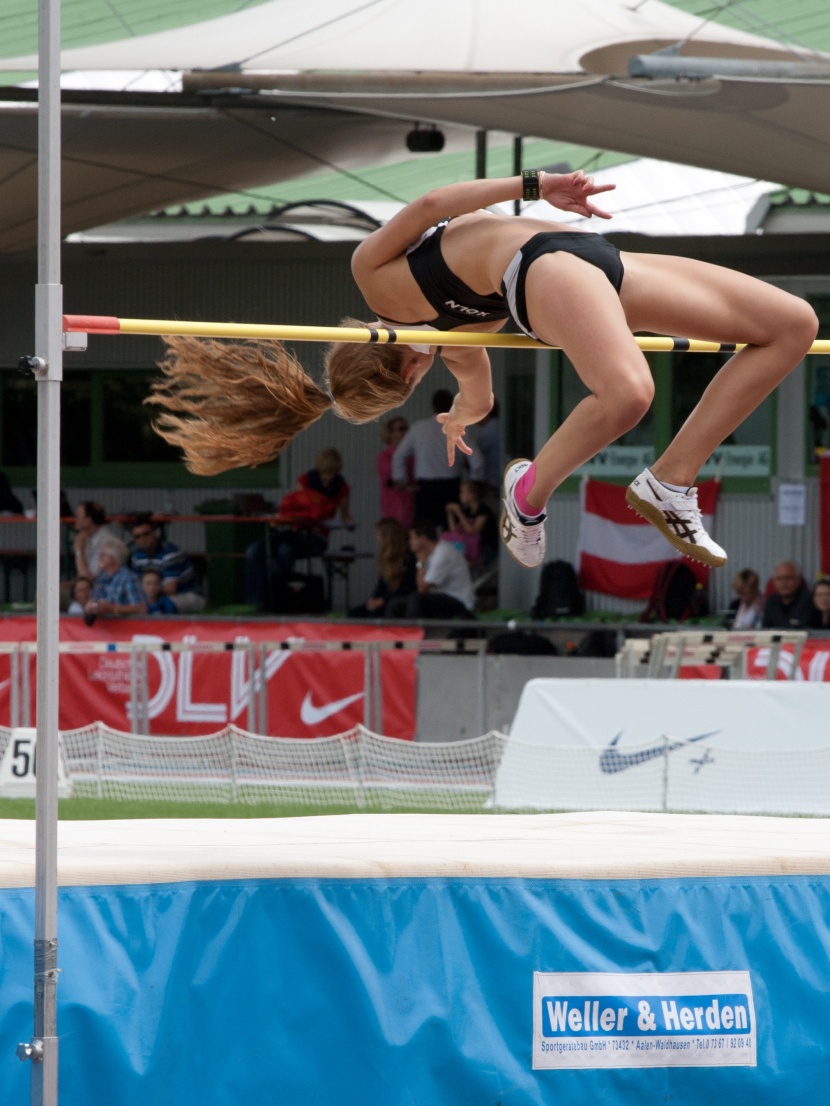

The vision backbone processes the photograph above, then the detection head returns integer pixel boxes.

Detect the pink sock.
[514,463,544,517]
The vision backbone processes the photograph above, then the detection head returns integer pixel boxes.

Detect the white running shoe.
[501,459,547,568]
[626,468,727,568]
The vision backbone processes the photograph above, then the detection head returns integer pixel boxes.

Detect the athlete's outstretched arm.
[352,171,615,276]
[435,346,495,464]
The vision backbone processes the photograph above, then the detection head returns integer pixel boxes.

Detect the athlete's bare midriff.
[441,211,581,287]
[362,210,585,330]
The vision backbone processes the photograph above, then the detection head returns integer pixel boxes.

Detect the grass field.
[0,795,492,820]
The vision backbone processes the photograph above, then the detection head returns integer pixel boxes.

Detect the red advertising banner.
[677,664,728,680]
[0,618,422,739]
[745,642,830,681]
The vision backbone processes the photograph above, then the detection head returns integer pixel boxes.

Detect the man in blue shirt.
[86,537,146,619]
[130,514,206,613]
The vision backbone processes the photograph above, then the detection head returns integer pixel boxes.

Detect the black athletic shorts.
[501,231,625,340]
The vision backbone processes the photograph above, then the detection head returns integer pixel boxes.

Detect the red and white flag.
[577,476,721,599]
[820,455,830,575]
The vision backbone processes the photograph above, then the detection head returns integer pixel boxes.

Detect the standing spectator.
[66,575,93,615]
[129,513,206,613]
[386,520,475,620]
[348,518,416,618]
[377,417,414,528]
[810,577,830,630]
[469,399,502,511]
[762,560,814,629]
[725,568,764,630]
[444,478,499,566]
[245,448,352,612]
[392,389,464,528]
[85,537,146,619]
[73,500,117,581]
[140,569,178,615]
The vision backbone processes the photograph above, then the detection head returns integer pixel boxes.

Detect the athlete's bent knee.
[790,299,819,351]
[767,296,818,354]
[609,373,654,433]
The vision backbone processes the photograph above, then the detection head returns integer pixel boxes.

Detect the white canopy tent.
[0,0,800,74]
[0,93,477,254]
[0,0,828,253]
[66,157,782,243]
[516,158,779,237]
[182,67,830,193]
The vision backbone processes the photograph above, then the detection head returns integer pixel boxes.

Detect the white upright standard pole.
[16,0,64,1101]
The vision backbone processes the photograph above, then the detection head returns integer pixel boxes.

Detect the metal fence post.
[10,645,20,729]
[23,646,32,728]
[363,647,374,732]
[129,646,138,735]
[246,643,257,733]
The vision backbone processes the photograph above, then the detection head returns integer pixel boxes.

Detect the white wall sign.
[576,444,770,478]
[777,483,806,526]
[497,679,830,814]
[533,971,756,1069]
[0,728,73,799]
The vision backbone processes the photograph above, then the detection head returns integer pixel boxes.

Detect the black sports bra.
[377,221,509,331]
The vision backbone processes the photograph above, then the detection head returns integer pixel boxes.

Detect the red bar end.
[62,314,121,334]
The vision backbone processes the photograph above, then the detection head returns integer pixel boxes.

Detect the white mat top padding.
[1,812,830,888]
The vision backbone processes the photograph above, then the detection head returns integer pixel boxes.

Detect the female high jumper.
[148,169,817,570]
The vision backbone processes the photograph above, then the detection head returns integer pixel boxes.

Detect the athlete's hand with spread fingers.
[540,169,615,220]
[436,410,474,466]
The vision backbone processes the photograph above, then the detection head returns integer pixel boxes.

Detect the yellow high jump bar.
[62,315,830,355]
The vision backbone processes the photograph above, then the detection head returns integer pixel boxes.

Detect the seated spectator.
[66,575,93,615]
[810,577,830,630]
[386,520,475,621]
[444,478,499,565]
[141,569,178,615]
[348,518,416,618]
[245,448,352,612]
[725,568,764,630]
[73,500,118,580]
[85,537,146,620]
[762,560,814,629]
[130,513,206,613]
[377,417,414,528]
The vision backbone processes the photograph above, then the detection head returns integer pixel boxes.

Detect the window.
[1,371,91,466]
[561,354,655,478]
[545,348,772,489]
[504,356,537,463]
[101,375,179,463]
[672,352,772,479]
[0,367,277,487]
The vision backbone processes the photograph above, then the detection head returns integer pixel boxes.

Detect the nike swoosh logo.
[599,730,719,774]
[300,690,364,726]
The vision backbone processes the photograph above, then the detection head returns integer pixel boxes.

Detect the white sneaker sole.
[500,458,545,569]
[625,486,727,569]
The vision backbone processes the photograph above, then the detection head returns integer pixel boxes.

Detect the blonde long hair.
[376,517,410,592]
[146,320,414,476]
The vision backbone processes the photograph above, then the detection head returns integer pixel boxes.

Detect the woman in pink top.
[377,416,414,528]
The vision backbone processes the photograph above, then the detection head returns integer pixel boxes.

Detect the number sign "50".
[0,729,73,798]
